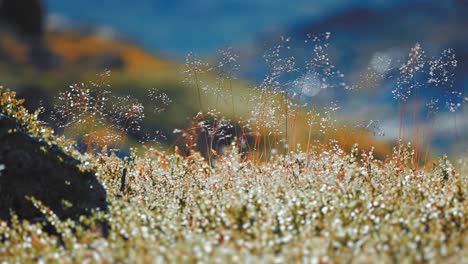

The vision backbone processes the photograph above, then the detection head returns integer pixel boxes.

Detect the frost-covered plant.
[427,48,459,113]
[148,88,172,114]
[393,43,426,102]
[52,70,146,151]
[2,140,467,263]
[109,95,145,142]
[215,46,240,113]
[183,52,211,111]
[2,80,468,263]
[302,32,346,91]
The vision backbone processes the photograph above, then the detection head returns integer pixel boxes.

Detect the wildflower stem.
[194,70,203,112]
[228,78,238,138]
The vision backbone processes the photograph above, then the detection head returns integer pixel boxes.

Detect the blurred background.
[0,0,466,157]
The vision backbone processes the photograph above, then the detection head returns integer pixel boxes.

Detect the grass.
[0,34,467,262]
[0,126,466,262]
[1,89,467,263]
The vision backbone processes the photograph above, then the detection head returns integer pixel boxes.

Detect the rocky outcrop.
[0,113,107,223]
[0,0,59,69]
[0,0,43,37]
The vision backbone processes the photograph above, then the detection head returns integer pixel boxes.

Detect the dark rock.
[0,0,61,70]
[0,0,43,37]
[0,113,107,224]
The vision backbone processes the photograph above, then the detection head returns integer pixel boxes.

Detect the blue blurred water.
[44,0,398,57]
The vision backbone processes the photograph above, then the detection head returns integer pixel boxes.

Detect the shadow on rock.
[0,113,108,235]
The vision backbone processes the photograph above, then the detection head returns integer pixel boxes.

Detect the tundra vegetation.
[0,35,467,263]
